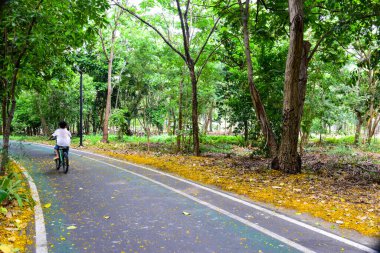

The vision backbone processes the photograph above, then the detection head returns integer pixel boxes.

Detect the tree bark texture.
[238,0,278,157]
[297,41,311,122]
[277,0,304,174]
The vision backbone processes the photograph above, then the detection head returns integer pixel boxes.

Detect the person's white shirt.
[52,128,71,146]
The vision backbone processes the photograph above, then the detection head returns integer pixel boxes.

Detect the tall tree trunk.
[188,63,200,156]
[102,54,114,143]
[276,0,304,174]
[177,78,184,152]
[99,10,121,143]
[354,110,363,146]
[238,0,277,157]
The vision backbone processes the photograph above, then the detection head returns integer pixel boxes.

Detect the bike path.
[8,141,379,253]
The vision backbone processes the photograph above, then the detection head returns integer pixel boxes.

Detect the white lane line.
[15,161,48,253]
[77,154,315,253]
[23,142,378,253]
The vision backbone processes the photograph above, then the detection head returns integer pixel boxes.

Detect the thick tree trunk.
[238,0,278,157]
[277,0,304,174]
[177,79,184,152]
[354,110,363,146]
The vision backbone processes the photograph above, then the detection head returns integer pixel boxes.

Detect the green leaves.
[0,173,31,207]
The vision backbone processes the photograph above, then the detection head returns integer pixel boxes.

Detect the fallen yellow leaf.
[0,244,13,253]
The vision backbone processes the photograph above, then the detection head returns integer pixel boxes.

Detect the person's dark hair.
[59,121,67,129]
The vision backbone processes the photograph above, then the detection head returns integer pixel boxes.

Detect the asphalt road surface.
[7,141,380,253]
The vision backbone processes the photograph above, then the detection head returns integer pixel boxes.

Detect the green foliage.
[0,173,32,207]
[3,0,379,157]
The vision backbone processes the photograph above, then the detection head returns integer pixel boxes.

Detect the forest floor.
[0,161,34,253]
[9,135,380,238]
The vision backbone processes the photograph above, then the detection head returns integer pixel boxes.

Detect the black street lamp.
[77,68,83,147]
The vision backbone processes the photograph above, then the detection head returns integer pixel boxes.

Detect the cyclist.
[49,121,71,160]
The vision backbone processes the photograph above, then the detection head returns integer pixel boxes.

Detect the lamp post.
[79,69,83,147]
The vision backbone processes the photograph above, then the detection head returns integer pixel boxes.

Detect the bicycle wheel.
[63,152,69,174]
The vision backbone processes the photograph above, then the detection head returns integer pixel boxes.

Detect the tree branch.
[184,0,191,44]
[99,29,110,62]
[307,30,331,62]
[175,0,191,63]
[196,43,222,81]
[113,1,186,62]
[194,16,220,65]
[194,0,233,65]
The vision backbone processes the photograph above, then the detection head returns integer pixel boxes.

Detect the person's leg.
[54,145,59,159]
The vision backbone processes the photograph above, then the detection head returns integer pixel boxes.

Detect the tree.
[275,0,305,173]
[237,0,278,157]
[114,0,228,156]
[99,7,123,143]
[0,0,108,172]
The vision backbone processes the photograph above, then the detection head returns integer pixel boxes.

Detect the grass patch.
[11,134,245,155]
[325,145,356,156]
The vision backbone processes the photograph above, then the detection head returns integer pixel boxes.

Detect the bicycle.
[55,146,69,174]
